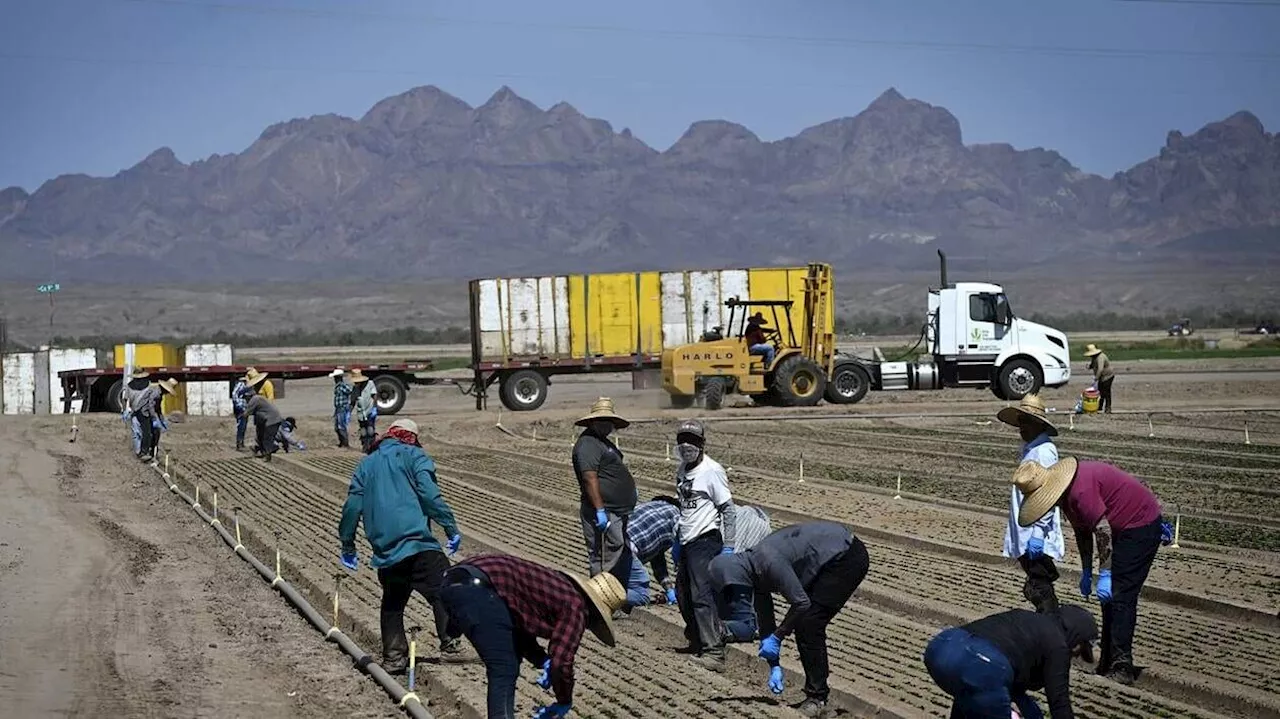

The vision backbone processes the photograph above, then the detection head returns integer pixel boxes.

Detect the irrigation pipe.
[148,462,433,719]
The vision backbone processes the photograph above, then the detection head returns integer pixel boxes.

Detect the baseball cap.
[388,418,420,435]
[676,419,705,439]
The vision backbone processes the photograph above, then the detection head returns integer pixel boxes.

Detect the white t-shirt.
[676,455,732,543]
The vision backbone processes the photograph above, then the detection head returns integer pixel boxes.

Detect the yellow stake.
[1171,513,1182,549]
[211,487,219,523]
[233,507,243,549]
[333,578,341,631]
[193,483,200,508]
[164,452,169,474]
[1069,414,1075,431]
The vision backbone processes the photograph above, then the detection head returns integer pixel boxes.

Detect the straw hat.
[996,393,1058,436]
[561,571,626,646]
[575,397,630,429]
[243,367,269,387]
[1013,457,1078,527]
[329,368,346,378]
[1083,344,1103,357]
[749,312,768,325]
[157,378,180,395]
[130,369,151,380]
[349,369,370,384]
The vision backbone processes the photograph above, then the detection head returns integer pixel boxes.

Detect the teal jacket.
[338,438,459,568]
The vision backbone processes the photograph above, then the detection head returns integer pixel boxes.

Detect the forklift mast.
[803,262,836,376]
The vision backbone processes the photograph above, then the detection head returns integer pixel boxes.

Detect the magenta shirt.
[1061,461,1162,533]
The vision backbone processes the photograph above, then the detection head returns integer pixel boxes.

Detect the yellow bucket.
[1082,388,1100,414]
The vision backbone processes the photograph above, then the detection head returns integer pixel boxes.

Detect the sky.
[1,0,1278,192]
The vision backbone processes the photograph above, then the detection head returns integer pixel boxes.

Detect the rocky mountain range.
[1,85,1276,282]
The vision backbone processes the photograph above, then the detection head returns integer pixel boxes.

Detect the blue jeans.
[129,416,141,454]
[439,577,533,719]
[235,413,248,447]
[923,628,1015,718]
[749,343,775,367]
[626,554,650,607]
[719,585,761,641]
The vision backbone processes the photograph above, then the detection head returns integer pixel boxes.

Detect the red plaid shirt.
[463,554,589,705]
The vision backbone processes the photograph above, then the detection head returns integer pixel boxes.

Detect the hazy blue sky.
[2,0,1277,191]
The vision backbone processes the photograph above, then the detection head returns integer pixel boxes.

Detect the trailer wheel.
[701,379,726,411]
[998,359,1042,401]
[499,369,548,411]
[825,363,870,405]
[105,379,124,414]
[773,356,827,407]
[372,374,409,415]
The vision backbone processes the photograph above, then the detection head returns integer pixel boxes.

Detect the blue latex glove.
[296,441,307,450]
[594,508,608,532]
[758,634,782,661]
[340,551,358,571]
[1160,520,1175,546]
[1079,568,1093,598]
[768,665,785,695]
[665,587,678,605]
[535,658,552,691]
[531,704,571,719]
[1096,569,1113,603]
[1025,536,1044,560]
[720,545,734,555]
[447,534,462,555]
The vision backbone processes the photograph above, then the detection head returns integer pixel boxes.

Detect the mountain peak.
[134,147,185,173]
[361,85,472,133]
[870,87,906,107]
[476,86,542,128]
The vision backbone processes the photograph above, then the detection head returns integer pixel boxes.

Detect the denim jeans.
[625,554,651,607]
[749,343,776,367]
[924,628,1015,718]
[235,413,248,447]
[719,585,762,641]
[439,580,523,719]
[129,416,142,454]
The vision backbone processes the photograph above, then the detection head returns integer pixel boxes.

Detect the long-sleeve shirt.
[333,381,353,414]
[243,394,283,426]
[962,609,1077,719]
[338,438,459,567]
[676,455,737,546]
[355,381,376,421]
[131,385,161,418]
[1089,353,1114,382]
[627,500,680,587]
[708,521,856,639]
[1003,434,1065,560]
[462,554,588,707]
[231,380,250,414]
[1062,460,1162,571]
[733,505,772,552]
[258,379,275,400]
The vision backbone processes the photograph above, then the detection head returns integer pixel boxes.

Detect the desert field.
[3,357,1279,718]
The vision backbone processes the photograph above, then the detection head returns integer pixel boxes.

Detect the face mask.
[676,442,702,464]
[590,420,614,437]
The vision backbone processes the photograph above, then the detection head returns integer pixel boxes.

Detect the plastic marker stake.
[233,507,243,550]
[1147,416,1155,438]
[408,640,417,691]
[798,452,805,483]
[894,474,902,500]
[164,452,169,474]
[193,483,200,509]
[665,443,671,462]
[1245,422,1251,446]
[332,576,342,631]
[1171,513,1181,549]
[1069,414,1075,431]
[210,486,220,525]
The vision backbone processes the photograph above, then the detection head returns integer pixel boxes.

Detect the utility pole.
[38,282,61,346]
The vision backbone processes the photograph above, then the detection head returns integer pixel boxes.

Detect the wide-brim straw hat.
[561,571,626,647]
[749,312,768,325]
[575,397,630,429]
[329,368,346,378]
[1084,343,1103,357]
[996,393,1058,436]
[243,368,269,387]
[130,369,151,380]
[349,369,370,383]
[1014,456,1078,527]
[157,378,180,395]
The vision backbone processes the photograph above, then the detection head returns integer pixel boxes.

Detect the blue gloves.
[296,441,307,450]
[535,658,552,691]
[720,545,734,555]
[758,634,782,661]
[1161,520,1175,546]
[531,704,571,718]
[1025,536,1044,560]
[768,665,785,694]
[1079,568,1093,598]
[594,508,609,532]
[665,587,678,605]
[1096,569,1113,603]
[447,534,462,555]
[340,550,358,571]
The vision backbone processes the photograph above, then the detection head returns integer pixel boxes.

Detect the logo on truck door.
[682,351,734,361]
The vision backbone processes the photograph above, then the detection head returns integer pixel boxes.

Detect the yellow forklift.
[661,263,871,410]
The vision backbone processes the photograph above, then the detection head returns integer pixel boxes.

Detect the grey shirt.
[244,394,283,425]
[708,521,854,639]
[131,385,162,418]
[572,432,637,516]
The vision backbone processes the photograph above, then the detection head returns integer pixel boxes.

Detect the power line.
[1112,0,1280,6]
[95,0,1280,62]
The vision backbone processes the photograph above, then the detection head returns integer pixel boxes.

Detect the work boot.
[1105,651,1138,685]
[440,636,466,662]
[382,634,409,675]
[795,698,829,718]
[692,648,726,673]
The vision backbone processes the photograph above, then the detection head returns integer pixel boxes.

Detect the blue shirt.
[333,381,353,413]
[232,380,250,412]
[627,500,680,562]
[338,439,460,568]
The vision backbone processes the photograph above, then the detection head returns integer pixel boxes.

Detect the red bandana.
[382,426,420,447]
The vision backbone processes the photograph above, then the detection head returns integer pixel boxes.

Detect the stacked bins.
[183,344,234,416]
[114,343,187,415]
[471,266,831,364]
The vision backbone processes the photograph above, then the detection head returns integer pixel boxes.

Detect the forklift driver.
[745,313,775,367]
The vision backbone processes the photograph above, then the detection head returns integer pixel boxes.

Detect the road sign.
[37,283,61,293]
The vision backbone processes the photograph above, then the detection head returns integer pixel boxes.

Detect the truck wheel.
[105,379,124,414]
[669,393,695,409]
[499,369,548,411]
[825,363,870,405]
[998,359,1042,400]
[701,379,726,411]
[773,356,827,407]
[372,374,409,415]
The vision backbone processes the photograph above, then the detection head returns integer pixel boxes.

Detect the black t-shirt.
[572,432,637,515]
[963,610,1074,719]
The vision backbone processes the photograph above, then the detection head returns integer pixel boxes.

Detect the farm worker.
[708,521,869,716]
[996,393,1066,615]
[122,370,151,456]
[242,380,284,462]
[437,553,625,719]
[1014,457,1173,685]
[1083,344,1115,413]
[330,368,352,448]
[621,495,681,608]
[231,373,252,451]
[672,418,737,673]
[132,377,179,464]
[922,605,1097,719]
[571,398,637,591]
[710,505,774,642]
[276,416,306,452]
[246,366,275,400]
[338,418,465,672]
[745,312,775,367]
[350,369,378,454]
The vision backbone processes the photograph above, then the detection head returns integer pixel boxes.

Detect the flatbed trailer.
[58,361,475,415]
[468,354,663,412]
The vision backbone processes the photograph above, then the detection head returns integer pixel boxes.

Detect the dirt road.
[0,418,396,718]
